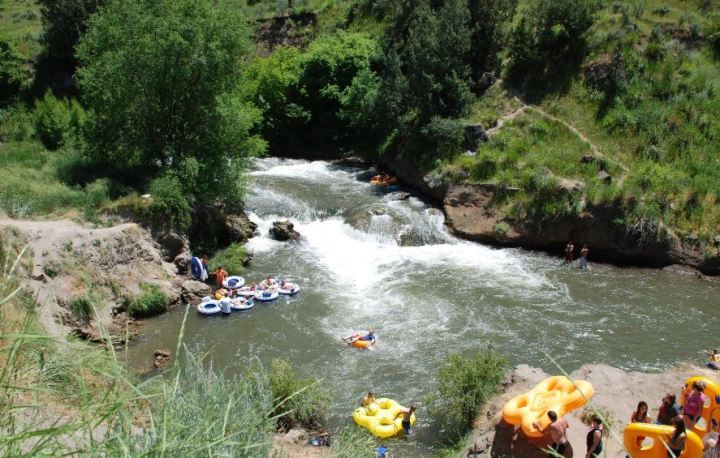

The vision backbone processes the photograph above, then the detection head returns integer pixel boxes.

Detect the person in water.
[578,244,589,269]
[394,405,416,435]
[361,391,376,407]
[666,416,687,458]
[657,393,682,425]
[565,241,575,263]
[586,416,603,458]
[704,349,720,370]
[360,330,375,342]
[260,276,276,289]
[534,410,569,456]
[682,380,707,429]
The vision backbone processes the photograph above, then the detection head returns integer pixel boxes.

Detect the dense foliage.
[76,0,265,206]
[0,36,29,106]
[268,358,330,430]
[427,350,507,444]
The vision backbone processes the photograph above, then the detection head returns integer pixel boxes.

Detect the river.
[127,158,720,455]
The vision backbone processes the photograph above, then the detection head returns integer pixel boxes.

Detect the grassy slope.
[0,0,41,60]
[450,0,720,256]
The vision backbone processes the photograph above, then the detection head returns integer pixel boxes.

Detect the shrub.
[268,358,330,430]
[67,293,95,323]
[126,283,169,319]
[33,91,85,150]
[0,36,29,106]
[148,175,192,230]
[208,243,247,276]
[427,349,507,444]
[0,105,34,142]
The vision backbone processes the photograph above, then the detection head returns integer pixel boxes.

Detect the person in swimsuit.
[704,349,720,370]
[631,401,651,446]
[683,380,707,429]
[586,416,603,458]
[667,416,686,458]
[361,391,375,407]
[565,241,575,263]
[578,244,589,269]
[534,410,569,456]
[394,406,416,435]
[214,266,228,287]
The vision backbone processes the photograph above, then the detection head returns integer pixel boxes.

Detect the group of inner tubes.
[196,275,301,316]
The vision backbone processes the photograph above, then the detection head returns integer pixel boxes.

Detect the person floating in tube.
[345,330,376,345]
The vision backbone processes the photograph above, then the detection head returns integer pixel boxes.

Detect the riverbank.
[463,363,716,457]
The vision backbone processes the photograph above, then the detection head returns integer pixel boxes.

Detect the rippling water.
[128,158,720,455]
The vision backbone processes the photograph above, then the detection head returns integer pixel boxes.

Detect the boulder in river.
[270,220,301,241]
[153,349,172,369]
[386,191,411,201]
[224,213,258,243]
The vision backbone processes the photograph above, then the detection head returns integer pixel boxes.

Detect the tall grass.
[0,244,370,457]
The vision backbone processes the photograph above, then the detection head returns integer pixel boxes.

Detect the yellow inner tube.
[352,398,416,438]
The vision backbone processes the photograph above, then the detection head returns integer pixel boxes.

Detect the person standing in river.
[579,244,589,270]
[565,241,575,263]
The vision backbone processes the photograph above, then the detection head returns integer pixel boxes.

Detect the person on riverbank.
[658,393,682,425]
[578,244,589,270]
[394,405,416,435]
[586,416,603,458]
[533,410,569,456]
[631,401,651,446]
[361,392,375,407]
[704,349,720,370]
[214,266,228,287]
[565,241,575,263]
[682,380,707,429]
[667,417,687,458]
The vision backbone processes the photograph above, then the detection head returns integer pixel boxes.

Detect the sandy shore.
[466,363,718,457]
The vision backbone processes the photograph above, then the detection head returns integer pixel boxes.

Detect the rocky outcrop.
[270,220,301,241]
[443,183,720,274]
[153,349,172,369]
[255,12,317,55]
[224,213,258,244]
[180,280,212,305]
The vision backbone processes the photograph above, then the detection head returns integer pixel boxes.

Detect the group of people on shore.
[564,241,590,269]
[534,379,715,457]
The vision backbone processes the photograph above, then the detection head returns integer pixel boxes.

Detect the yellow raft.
[623,423,703,458]
[352,398,416,438]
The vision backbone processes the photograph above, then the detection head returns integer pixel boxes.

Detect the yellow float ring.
[352,398,416,438]
[502,376,594,438]
[623,422,703,458]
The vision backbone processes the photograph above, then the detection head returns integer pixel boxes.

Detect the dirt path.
[486,100,629,185]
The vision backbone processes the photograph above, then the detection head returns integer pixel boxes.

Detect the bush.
[0,36,29,106]
[208,243,247,276]
[427,349,507,444]
[33,91,86,150]
[148,175,193,230]
[67,293,95,323]
[268,358,330,430]
[126,283,169,319]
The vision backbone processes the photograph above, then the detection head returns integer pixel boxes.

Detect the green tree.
[468,0,518,81]
[39,0,104,66]
[76,0,265,205]
[0,36,29,106]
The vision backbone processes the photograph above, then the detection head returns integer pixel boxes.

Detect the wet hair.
[634,401,649,420]
[592,416,603,425]
[410,405,416,412]
[368,392,374,396]
[665,393,677,404]
[672,416,686,442]
[693,380,706,392]
[548,411,558,421]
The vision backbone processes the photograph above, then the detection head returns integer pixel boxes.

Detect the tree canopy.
[76,0,265,205]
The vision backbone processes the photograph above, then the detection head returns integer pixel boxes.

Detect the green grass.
[125,282,169,319]
[209,242,247,275]
[268,358,330,431]
[0,0,42,60]
[464,82,523,129]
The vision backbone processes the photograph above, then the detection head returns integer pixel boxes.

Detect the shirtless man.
[361,391,375,407]
[533,411,569,456]
[394,405,416,435]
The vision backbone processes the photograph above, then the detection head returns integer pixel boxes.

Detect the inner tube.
[344,332,376,349]
[197,300,221,315]
[190,256,202,279]
[254,290,279,302]
[236,287,257,297]
[222,276,245,289]
[278,283,300,295]
[230,298,254,311]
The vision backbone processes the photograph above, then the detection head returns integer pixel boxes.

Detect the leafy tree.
[33,91,86,150]
[76,0,265,205]
[508,0,597,90]
[39,0,104,66]
[468,0,518,81]
[0,36,29,106]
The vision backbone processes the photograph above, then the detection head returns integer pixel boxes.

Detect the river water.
[128,158,720,455]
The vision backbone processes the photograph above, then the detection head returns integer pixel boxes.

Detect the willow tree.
[76,0,265,205]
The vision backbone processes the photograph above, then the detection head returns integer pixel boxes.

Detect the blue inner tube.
[190,257,202,279]
[224,276,245,289]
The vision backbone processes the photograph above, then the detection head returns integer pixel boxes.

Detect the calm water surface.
[127,158,720,455]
